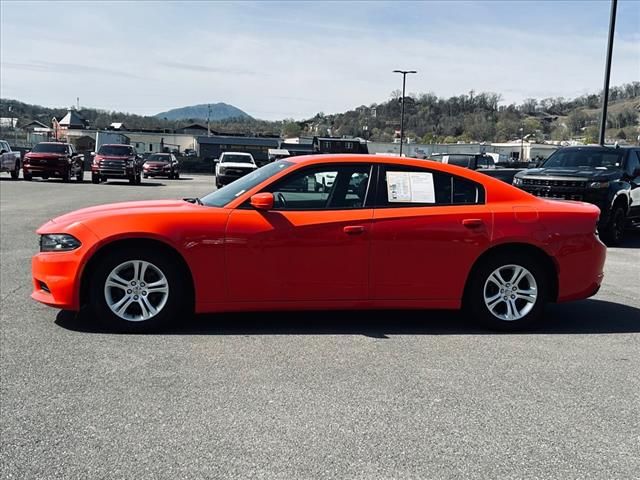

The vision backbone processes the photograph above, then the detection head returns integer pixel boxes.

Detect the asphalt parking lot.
[1,174,639,479]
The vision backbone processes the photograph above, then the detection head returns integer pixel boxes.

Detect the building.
[315,137,369,154]
[197,135,280,164]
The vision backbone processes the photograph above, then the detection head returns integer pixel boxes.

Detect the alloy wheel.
[483,264,538,321]
[104,260,169,321]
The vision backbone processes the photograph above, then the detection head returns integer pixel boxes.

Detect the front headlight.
[126,160,134,167]
[588,181,610,189]
[218,166,226,174]
[513,177,523,186]
[40,234,81,252]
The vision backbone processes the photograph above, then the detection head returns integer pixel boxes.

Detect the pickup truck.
[215,152,258,188]
[513,145,640,245]
[91,144,142,184]
[428,153,523,184]
[23,142,84,182]
[0,140,22,180]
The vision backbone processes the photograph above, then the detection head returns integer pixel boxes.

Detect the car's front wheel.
[601,205,626,246]
[466,254,548,331]
[10,161,20,180]
[89,247,186,332]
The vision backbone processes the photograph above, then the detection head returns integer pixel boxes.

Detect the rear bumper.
[556,234,607,302]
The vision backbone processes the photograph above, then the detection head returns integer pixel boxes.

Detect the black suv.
[513,146,640,245]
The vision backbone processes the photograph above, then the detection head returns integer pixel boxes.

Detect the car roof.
[101,144,132,147]
[561,145,633,151]
[222,151,252,155]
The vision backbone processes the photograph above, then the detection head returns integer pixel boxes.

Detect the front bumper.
[92,165,136,178]
[23,164,68,177]
[31,223,98,311]
[217,171,252,185]
[144,168,172,177]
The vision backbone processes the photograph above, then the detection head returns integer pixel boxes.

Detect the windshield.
[542,149,624,169]
[32,143,67,154]
[98,145,133,156]
[201,161,293,207]
[221,154,254,164]
[147,154,170,163]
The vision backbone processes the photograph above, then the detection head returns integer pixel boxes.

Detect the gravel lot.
[1,174,639,479]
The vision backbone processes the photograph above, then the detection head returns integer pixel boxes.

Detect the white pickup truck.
[215,152,258,188]
[0,140,22,180]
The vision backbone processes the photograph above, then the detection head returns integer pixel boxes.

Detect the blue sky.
[1,1,638,120]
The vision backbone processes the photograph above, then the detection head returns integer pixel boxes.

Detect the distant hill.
[154,103,253,122]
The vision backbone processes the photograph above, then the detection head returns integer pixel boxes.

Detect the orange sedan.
[32,155,606,332]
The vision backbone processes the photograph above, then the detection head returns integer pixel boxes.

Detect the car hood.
[220,162,256,169]
[46,200,196,226]
[518,167,619,180]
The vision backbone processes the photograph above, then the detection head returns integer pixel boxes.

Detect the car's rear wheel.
[601,206,625,246]
[89,247,185,332]
[23,171,32,181]
[466,254,548,331]
[92,173,100,184]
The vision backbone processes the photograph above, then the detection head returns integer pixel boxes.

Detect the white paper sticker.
[386,171,435,203]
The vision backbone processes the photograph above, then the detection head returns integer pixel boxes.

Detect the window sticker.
[386,171,435,203]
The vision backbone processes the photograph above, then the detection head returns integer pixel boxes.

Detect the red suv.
[91,144,142,184]
[23,142,84,182]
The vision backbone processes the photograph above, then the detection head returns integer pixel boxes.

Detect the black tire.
[464,253,549,331]
[129,175,136,185]
[76,167,84,182]
[92,173,100,184]
[143,174,148,179]
[215,179,222,189]
[88,247,187,332]
[600,206,626,246]
[62,167,72,183]
[23,171,32,181]
[10,162,20,180]
[174,171,179,179]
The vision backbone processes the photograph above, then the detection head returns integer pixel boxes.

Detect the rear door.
[370,164,492,302]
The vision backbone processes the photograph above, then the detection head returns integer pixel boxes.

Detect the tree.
[282,121,302,138]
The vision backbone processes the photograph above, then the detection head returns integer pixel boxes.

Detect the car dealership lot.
[1,175,639,479]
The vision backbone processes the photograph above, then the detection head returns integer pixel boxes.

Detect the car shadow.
[615,227,640,248]
[55,299,640,336]
[102,181,164,187]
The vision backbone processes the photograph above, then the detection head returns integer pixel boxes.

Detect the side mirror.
[250,192,274,210]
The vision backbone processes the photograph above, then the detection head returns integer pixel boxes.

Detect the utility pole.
[393,70,417,156]
[599,0,617,145]
[519,126,525,162]
[207,104,211,137]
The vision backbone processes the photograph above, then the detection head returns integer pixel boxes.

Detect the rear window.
[447,156,472,168]
[98,145,133,156]
[31,143,68,154]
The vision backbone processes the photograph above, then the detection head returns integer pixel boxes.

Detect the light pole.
[519,126,524,162]
[599,0,617,145]
[393,69,417,156]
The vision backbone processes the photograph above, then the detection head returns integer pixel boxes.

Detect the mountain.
[154,103,253,122]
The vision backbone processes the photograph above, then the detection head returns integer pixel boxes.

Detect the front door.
[225,163,374,303]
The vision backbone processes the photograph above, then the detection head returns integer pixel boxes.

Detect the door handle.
[343,225,366,235]
[462,218,484,228]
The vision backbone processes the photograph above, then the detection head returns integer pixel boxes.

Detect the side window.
[626,151,640,176]
[266,164,371,210]
[377,165,485,207]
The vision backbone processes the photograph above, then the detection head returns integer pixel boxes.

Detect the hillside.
[154,103,252,122]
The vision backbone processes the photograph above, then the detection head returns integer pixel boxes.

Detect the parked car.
[215,151,257,188]
[32,154,606,333]
[23,142,84,182]
[91,144,142,184]
[184,149,197,157]
[0,140,22,180]
[143,153,180,179]
[513,145,640,245]
[429,153,523,184]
